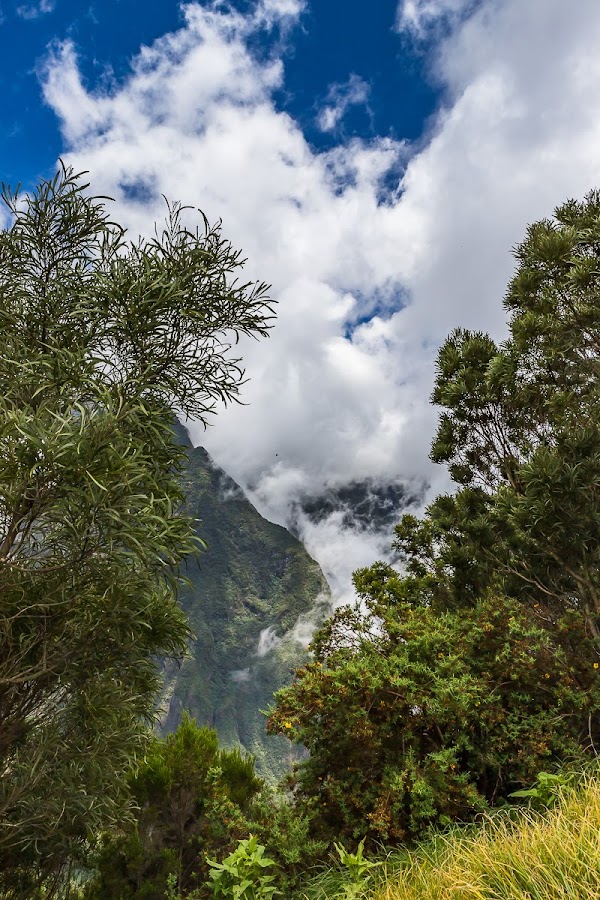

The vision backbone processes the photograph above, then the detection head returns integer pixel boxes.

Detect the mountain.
[290,478,426,534]
[160,426,331,778]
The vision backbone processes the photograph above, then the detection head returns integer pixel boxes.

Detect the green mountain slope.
[161,427,331,778]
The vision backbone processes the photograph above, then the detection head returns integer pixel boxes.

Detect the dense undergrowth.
[302,772,600,900]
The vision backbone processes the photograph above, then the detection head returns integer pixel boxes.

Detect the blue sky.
[2,0,183,183]
[3,0,600,600]
[1,0,436,186]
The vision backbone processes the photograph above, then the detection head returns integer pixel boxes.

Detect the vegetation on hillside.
[162,434,330,779]
[0,166,273,895]
[269,189,600,846]
[2,172,600,897]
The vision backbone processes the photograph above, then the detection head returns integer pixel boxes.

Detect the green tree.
[429,191,600,655]
[0,165,272,893]
[88,716,263,899]
[269,570,591,844]
[269,190,600,845]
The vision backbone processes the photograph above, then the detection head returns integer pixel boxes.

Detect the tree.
[0,165,272,892]
[87,716,263,899]
[430,191,600,647]
[269,190,600,845]
[269,567,591,845]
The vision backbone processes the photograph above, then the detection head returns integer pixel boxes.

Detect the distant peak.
[171,419,193,449]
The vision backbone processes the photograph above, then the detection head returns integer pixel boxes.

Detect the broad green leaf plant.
[207,836,280,900]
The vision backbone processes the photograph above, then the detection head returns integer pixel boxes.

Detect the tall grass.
[299,774,600,900]
[373,774,600,900]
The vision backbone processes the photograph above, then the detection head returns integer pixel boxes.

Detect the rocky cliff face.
[160,427,331,778]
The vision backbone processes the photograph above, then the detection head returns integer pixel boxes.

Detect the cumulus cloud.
[317,73,371,133]
[40,0,600,602]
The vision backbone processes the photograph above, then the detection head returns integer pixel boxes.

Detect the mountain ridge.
[161,428,331,777]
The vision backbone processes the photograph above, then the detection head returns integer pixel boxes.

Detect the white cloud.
[16,0,54,20]
[41,0,600,602]
[256,625,282,657]
[317,74,371,133]
[287,593,331,647]
[255,593,333,655]
[255,0,306,28]
[396,0,477,37]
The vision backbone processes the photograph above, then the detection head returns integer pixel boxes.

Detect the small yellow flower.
[284,721,293,729]
[544,673,550,679]
[594,663,599,670]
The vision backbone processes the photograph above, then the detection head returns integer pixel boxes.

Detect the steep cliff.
[161,428,330,778]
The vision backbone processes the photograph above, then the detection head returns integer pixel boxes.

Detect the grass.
[374,774,600,900]
[301,774,600,900]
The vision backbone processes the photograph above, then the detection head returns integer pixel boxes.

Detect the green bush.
[85,716,263,898]
[207,836,279,900]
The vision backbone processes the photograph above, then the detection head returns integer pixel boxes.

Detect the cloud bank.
[41,0,600,602]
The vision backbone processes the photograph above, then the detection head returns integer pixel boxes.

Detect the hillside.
[160,425,331,777]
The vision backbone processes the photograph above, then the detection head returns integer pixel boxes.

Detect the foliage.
[508,770,574,811]
[297,838,381,900]
[165,872,203,900]
[429,193,600,642]
[367,772,600,900]
[333,839,380,898]
[162,436,330,781]
[269,580,591,844]
[85,715,263,899]
[95,733,329,900]
[207,835,280,900]
[248,788,328,895]
[0,165,272,894]
[334,839,379,884]
[269,190,600,845]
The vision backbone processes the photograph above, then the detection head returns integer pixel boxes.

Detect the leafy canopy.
[88,715,264,899]
[0,164,273,892]
[270,190,600,845]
